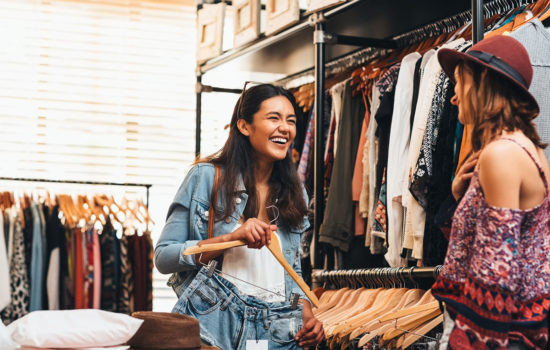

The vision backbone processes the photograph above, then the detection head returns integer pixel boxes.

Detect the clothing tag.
[246,340,268,350]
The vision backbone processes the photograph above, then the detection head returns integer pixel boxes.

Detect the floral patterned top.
[432,138,550,350]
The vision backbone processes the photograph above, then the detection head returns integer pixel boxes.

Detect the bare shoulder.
[478,139,523,209]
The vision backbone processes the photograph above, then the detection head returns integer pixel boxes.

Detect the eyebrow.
[266,111,296,118]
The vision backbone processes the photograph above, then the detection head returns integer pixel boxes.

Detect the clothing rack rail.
[277,0,536,88]
[0,177,152,208]
[312,266,443,289]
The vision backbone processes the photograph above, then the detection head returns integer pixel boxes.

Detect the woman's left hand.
[296,300,324,348]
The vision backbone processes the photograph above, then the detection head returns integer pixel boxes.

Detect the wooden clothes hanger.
[378,293,438,322]
[352,289,424,342]
[184,230,320,307]
[320,288,381,327]
[318,288,366,324]
[355,290,426,347]
[380,308,441,345]
[313,287,351,315]
[328,288,404,338]
[395,314,443,349]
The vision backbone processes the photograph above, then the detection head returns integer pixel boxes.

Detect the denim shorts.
[173,266,303,350]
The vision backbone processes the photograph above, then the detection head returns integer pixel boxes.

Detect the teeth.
[270,137,287,144]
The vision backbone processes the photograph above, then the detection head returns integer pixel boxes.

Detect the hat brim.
[437,48,540,114]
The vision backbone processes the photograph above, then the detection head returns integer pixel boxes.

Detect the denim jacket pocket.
[269,314,302,344]
[194,203,210,237]
[187,284,221,315]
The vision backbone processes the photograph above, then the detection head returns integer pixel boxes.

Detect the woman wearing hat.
[431,35,550,349]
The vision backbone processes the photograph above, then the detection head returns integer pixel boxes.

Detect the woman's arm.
[154,165,205,274]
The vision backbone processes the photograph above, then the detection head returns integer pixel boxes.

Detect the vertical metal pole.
[313,20,326,269]
[472,0,484,43]
[146,185,150,208]
[196,74,202,158]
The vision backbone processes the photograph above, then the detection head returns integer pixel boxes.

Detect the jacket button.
[235,198,242,204]
[225,217,231,224]
[204,211,209,217]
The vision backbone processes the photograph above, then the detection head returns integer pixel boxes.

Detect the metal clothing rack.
[0,176,152,208]
[312,266,443,289]
[195,0,493,268]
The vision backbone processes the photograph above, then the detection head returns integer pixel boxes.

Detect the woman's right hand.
[452,152,480,201]
[229,218,277,249]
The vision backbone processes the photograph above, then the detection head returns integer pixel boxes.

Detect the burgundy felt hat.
[437,35,539,113]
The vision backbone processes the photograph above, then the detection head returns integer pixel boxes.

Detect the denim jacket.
[155,163,310,302]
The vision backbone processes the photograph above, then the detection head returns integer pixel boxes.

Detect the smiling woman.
[154,83,325,349]
[237,96,297,167]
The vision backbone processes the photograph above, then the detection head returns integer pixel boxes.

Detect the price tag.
[246,340,268,350]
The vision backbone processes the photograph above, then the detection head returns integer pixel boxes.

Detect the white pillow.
[0,319,19,350]
[8,310,143,348]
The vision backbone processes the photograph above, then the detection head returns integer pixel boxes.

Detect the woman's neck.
[254,160,273,185]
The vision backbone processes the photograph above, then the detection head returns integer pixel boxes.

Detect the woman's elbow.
[154,246,172,274]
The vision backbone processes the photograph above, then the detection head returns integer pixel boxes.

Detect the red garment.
[131,235,147,312]
[352,111,369,236]
[86,229,95,309]
[74,228,84,309]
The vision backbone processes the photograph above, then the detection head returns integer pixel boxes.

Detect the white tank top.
[221,224,286,302]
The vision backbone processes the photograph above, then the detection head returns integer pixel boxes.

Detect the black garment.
[305,94,332,196]
[45,205,60,256]
[100,218,119,312]
[22,206,33,277]
[43,205,64,309]
[3,211,8,253]
[58,224,70,310]
[343,234,386,269]
[319,81,366,252]
[293,107,311,156]
[420,79,459,266]
[374,87,396,204]
[409,58,423,135]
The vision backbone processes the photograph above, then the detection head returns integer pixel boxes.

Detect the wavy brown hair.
[195,84,307,229]
[455,61,546,152]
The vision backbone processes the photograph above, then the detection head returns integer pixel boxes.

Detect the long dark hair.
[456,61,547,151]
[197,84,307,229]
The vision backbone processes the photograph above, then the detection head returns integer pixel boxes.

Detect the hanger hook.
[266,202,279,225]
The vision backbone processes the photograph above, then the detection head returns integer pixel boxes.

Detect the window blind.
[0,0,199,311]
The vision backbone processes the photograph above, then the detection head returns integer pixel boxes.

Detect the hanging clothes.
[118,233,133,314]
[319,80,366,252]
[100,218,119,312]
[297,111,314,184]
[351,110,369,236]
[402,39,468,261]
[131,234,153,312]
[45,205,63,310]
[511,18,550,160]
[1,211,30,325]
[324,82,346,196]
[385,51,421,267]
[0,212,9,311]
[29,202,45,312]
[366,64,400,254]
